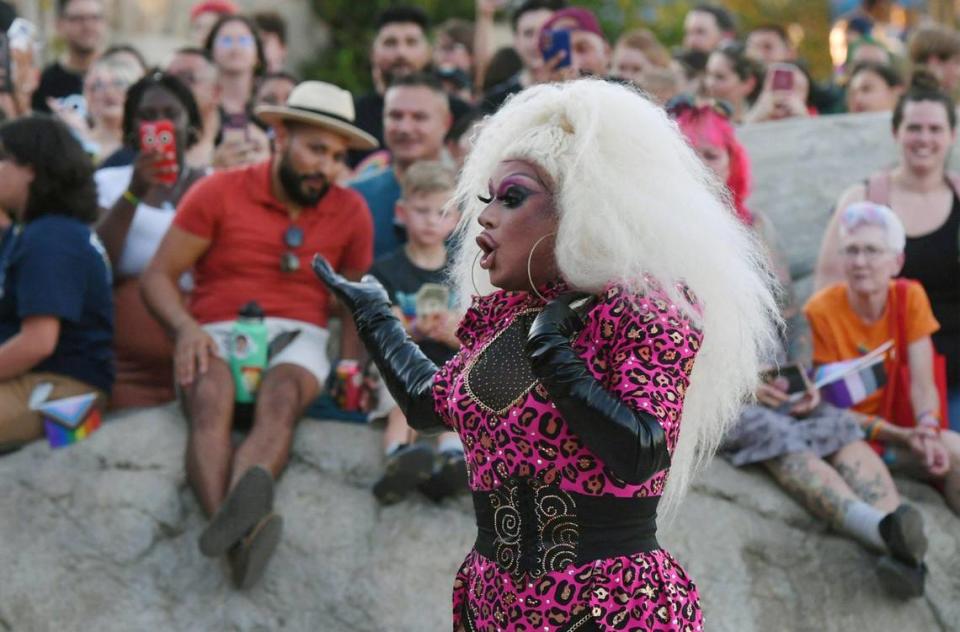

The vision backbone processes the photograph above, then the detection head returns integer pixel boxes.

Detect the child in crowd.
[367,160,464,504]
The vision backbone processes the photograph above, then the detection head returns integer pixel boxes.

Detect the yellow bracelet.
[121,190,140,206]
[868,420,884,442]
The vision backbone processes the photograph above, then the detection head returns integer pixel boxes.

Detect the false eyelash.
[477,193,494,204]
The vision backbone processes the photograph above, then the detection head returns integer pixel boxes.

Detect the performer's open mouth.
[476,233,497,270]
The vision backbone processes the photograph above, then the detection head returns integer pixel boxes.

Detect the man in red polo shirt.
[142,81,377,588]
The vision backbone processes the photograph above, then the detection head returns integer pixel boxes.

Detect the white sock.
[841,500,885,550]
[384,441,404,457]
[437,434,463,455]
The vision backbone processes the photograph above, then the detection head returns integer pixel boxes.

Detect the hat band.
[286,103,356,126]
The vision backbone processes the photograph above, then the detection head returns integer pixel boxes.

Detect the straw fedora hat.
[254,81,379,150]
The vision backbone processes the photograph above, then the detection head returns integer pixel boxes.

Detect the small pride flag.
[813,341,893,409]
[38,393,102,449]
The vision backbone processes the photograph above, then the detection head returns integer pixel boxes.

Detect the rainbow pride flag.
[39,393,102,449]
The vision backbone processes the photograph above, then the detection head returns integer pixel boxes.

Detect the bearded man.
[142,81,376,589]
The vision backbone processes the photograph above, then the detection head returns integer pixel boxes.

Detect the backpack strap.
[944,172,960,263]
[865,171,892,206]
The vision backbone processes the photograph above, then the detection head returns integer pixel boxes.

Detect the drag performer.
[314,79,779,631]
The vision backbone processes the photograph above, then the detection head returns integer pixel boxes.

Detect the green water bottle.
[230,301,268,403]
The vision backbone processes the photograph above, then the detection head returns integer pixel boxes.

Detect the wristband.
[122,190,141,206]
[917,409,941,428]
[868,419,884,442]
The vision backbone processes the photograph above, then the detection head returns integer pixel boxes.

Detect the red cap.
[190,0,239,21]
[541,7,604,40]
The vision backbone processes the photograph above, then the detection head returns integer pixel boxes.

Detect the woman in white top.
[96,72,209,409]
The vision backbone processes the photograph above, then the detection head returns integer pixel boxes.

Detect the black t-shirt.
[481,74,523,114]
[369,247,456,365]
[348,90,473,167]
[31,62,84,114]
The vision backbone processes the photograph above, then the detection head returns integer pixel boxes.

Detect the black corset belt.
[472,475,660,580]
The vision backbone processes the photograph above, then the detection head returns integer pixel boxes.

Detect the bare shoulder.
[834,182,867,213]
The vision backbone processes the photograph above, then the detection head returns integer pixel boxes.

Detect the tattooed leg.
[828,440,900,514]
[763,451,861,531]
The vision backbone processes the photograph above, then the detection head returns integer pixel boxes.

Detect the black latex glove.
[313,255,444,432]
[525,292,670,484]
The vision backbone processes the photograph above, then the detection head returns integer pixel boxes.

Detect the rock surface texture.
[1,405,958,632]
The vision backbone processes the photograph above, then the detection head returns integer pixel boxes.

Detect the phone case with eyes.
[139,119,178,185]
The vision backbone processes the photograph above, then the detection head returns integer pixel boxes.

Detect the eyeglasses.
[216,34,255,50]
[87,78,131,93]
[63,13,104,24]
[280,225,304,273]
[840,203,887,227]
[839,244,889,260]
[665,94,734,120]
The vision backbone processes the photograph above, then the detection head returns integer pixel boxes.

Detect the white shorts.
[202,317,331,388]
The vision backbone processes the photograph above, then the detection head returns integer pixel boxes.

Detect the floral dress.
[433,281,705,632]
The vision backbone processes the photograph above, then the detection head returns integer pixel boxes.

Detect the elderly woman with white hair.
[806,202,960,520]
[314,79,780,631]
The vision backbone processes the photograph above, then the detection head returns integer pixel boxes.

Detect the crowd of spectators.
[0,0,957,594]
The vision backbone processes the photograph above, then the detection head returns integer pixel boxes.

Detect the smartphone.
[539,28,572,68]
[761,363,811,396]
[139,119,178,186]
[770,66,795,91]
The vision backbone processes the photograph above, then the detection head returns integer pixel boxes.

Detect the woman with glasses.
[94,72,208,409]
[671,98,755,226]
[674,102,930,600]
[204,14,265,119]
[816,71,960,430]
[807,203,960,519]
[0,116,113,450]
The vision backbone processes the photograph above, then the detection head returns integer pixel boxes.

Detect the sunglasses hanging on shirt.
[280,225,304,273]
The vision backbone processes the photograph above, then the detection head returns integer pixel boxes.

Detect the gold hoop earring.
[471,249,483,296]
[527,232,556,302]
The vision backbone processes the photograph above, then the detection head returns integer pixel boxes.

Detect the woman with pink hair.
[669,97,754,226]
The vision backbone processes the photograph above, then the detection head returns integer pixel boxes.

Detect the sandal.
[228,512,283,590]
[199,465,274,557]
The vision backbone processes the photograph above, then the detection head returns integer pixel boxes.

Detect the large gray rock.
[1,407,957,631]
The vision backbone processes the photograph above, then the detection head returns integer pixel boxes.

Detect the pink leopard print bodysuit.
[433,281,705,632]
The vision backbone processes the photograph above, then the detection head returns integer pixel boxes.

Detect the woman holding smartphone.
[95,72,208,409]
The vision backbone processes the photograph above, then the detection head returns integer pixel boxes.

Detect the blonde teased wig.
[449,79,781,515]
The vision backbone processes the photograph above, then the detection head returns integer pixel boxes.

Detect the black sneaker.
[879,504,927,566]
[419,450,468,503]
[373,443,435,505]
[876,555,926,599]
